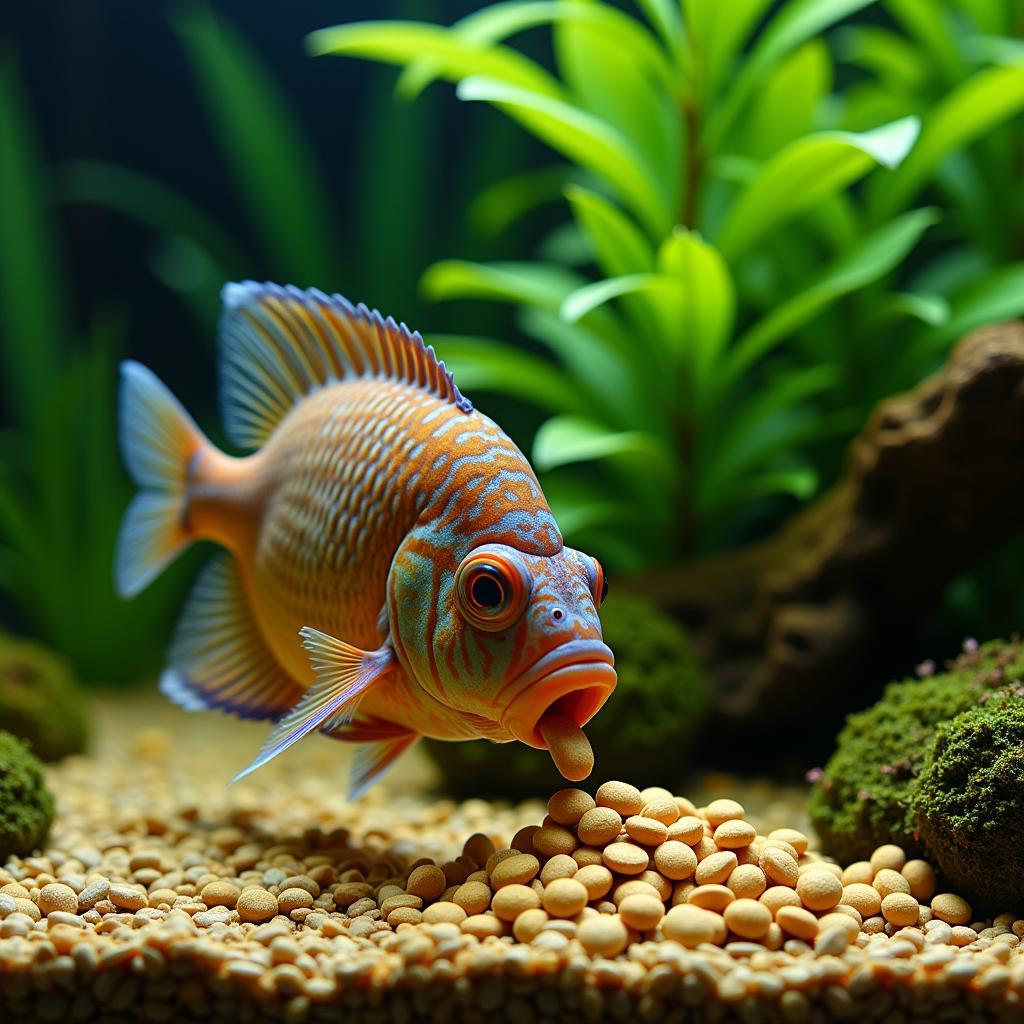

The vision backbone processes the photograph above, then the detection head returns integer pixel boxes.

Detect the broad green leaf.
[533,415,677,482]
[869,64,1024,219]
[456,77,670,236]
[0,57,66,431]
[716,117,920,261]
[703,0,877,151]
[174,4,336,285]
[428,334,583,415]
[724,207,940,383]
[309,19,562,99]
[470,165,582,238]
[744,40,831,160]
[657,229,735,394]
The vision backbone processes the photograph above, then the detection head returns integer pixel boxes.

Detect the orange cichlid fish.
[116,282,616,797]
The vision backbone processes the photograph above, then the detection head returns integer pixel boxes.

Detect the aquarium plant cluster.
[810,639,1024,911]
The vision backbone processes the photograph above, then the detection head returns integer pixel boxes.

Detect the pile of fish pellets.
[4,742,1024,1024]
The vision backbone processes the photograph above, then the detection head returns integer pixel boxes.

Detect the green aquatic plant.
[809,639,1024,864]
[0,633,88,761]
[912,693,1024,913]
[426,591,708,798]
[314,0,1024,568]
[0,729,54,859]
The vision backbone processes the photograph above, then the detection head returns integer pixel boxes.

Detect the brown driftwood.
[637,322,1024,740]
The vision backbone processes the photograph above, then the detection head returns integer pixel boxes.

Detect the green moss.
[426,592,709,799]
[911,694,1024,913]
[809,639,1024,863]
[0,633,88,761]
[0,729,54,858]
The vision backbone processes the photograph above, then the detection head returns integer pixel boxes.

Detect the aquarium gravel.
[1,714,1023,1023]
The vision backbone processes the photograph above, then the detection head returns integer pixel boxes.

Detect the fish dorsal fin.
[218,281,473,449]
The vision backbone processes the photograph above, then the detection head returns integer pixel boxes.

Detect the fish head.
[389,540,616,745]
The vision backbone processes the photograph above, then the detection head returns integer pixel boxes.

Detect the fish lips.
[502,639,617,749]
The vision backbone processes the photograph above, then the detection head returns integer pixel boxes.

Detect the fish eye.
[455,551,529,632]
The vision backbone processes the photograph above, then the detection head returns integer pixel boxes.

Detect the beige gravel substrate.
[1,695,1023,1023]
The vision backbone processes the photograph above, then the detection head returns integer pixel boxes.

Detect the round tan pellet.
[637,870,672,902]
[931,893,972,925]
[618,893,665,931]
[491,884,540,922]
[490,853,540,889]
[641,797,680,826]
[830,904,863,926]
[767,828,809,856]
[695,851,738,886]
[574,864,613,900]
[422,901,467,925]
[37,884,78,916]
[595,781,644,816]
[532,826,577,858]
[687,884,735,912]
[463,833,496,867]
[901,860,937,903]
[406,865,446,902]
[759,886,803,914]
[723,898,772,940]
[624,815,669,846]
[705,799,745,827]
[842,883,882,919]
[577,914,629,956]
[539,854,578,885]
[727,864,767,900]
[388,906,423,927]
[881,891,920,927]
[667,816,704,845]
[870,844,907,874]
[759,846,799,887]
[841,861,874,886]
[796,870,842,912]
[542,878,588,918]
[510,825,540,853]
[653,841,698,881]
[776,905,820,940]
[613,880,662,905]
[602,843,649,876]
[577,807,623,847]
[819,912,860,939]
[663,905,724,948]
[547,788,596,827]
[237,887,278,923]
[572,846,604,868]
[512,907,549,942]
[713,820,757,849]
[278,887,313,913]
[873,868,911,899]
[453,881,492,915]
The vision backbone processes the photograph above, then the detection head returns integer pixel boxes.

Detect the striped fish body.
[117,283,616,796]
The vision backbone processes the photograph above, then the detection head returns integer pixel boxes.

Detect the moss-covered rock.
[911,694,1024,913]
[0,729,54,858]
[426,592,709,799]
[0,633,88,761]
[809,639,1024,864]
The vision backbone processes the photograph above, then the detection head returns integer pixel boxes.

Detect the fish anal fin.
[161,554,302,720]
[219,281,472,450]
[232,628,394,783]
[349,732,420,801]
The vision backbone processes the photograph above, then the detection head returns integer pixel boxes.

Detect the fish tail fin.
[115,360,209,598]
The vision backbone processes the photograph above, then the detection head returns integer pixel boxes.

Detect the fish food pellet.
[727,864,767,900]
[695,850,738,886]
[688,884,735,912]
[618,893,664,931]
[760,846,799,887]
[532,826,577,858]
[663,905,724,948]
[595,781,644,816]
[577,806,622,846]
[713,819,757,849]
[796,869,843,912]
[843,882,883,919]
[724,898,772,940]
[641,796,680,825]
[705,798,745,826]
[668,815,705,844]
[547,788,595,826]
[453,880,491,915]
[574,864,613,900]
[602,842,649,875]
[760,886,802,914]
[512,907,549,943]
[542,877,589,918]
[624,815,668,846]
[873,868,912,899]
[421,901,467,925]
[881,891,920,927]
[577,914,629,956]
[406,864,446,901]
[538,712,594,781]
[768,828,809,855]
[490,853,540,888]
[201,880,240,908]
[236,887,278,923]
[776,905,820,941]
[539,854,578,885]
[870,844,907,874]
[492,884,540,922]
[902,859,938,903]
[278,887,314,913]
[652,841,698,881]
[932,892,973,925]
[37,883,78,916]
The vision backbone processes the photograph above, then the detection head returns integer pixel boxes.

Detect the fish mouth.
[502,640,617,749]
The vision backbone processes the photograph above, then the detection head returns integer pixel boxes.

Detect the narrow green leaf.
[835,25,928,93]
[705,468,819,513]
[309,19,563,98]
[564,184,655,276]
[173,3,337,284]
[560,273,676,324]
[0,56,66,431]
[884,0,964,80]
[632,0,684,52]
[533,415,677,482]
[681,0,773,103]
[724,207,940,382]
[876,291,951,327]
[429,334,583,415]
[716,117,920,261]
[869,64,1024,219]
[456,76,670,236]
[469,165,582,238]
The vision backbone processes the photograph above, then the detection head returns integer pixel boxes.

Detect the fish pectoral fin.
[231,628,395,783]
[349,732,420,801]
